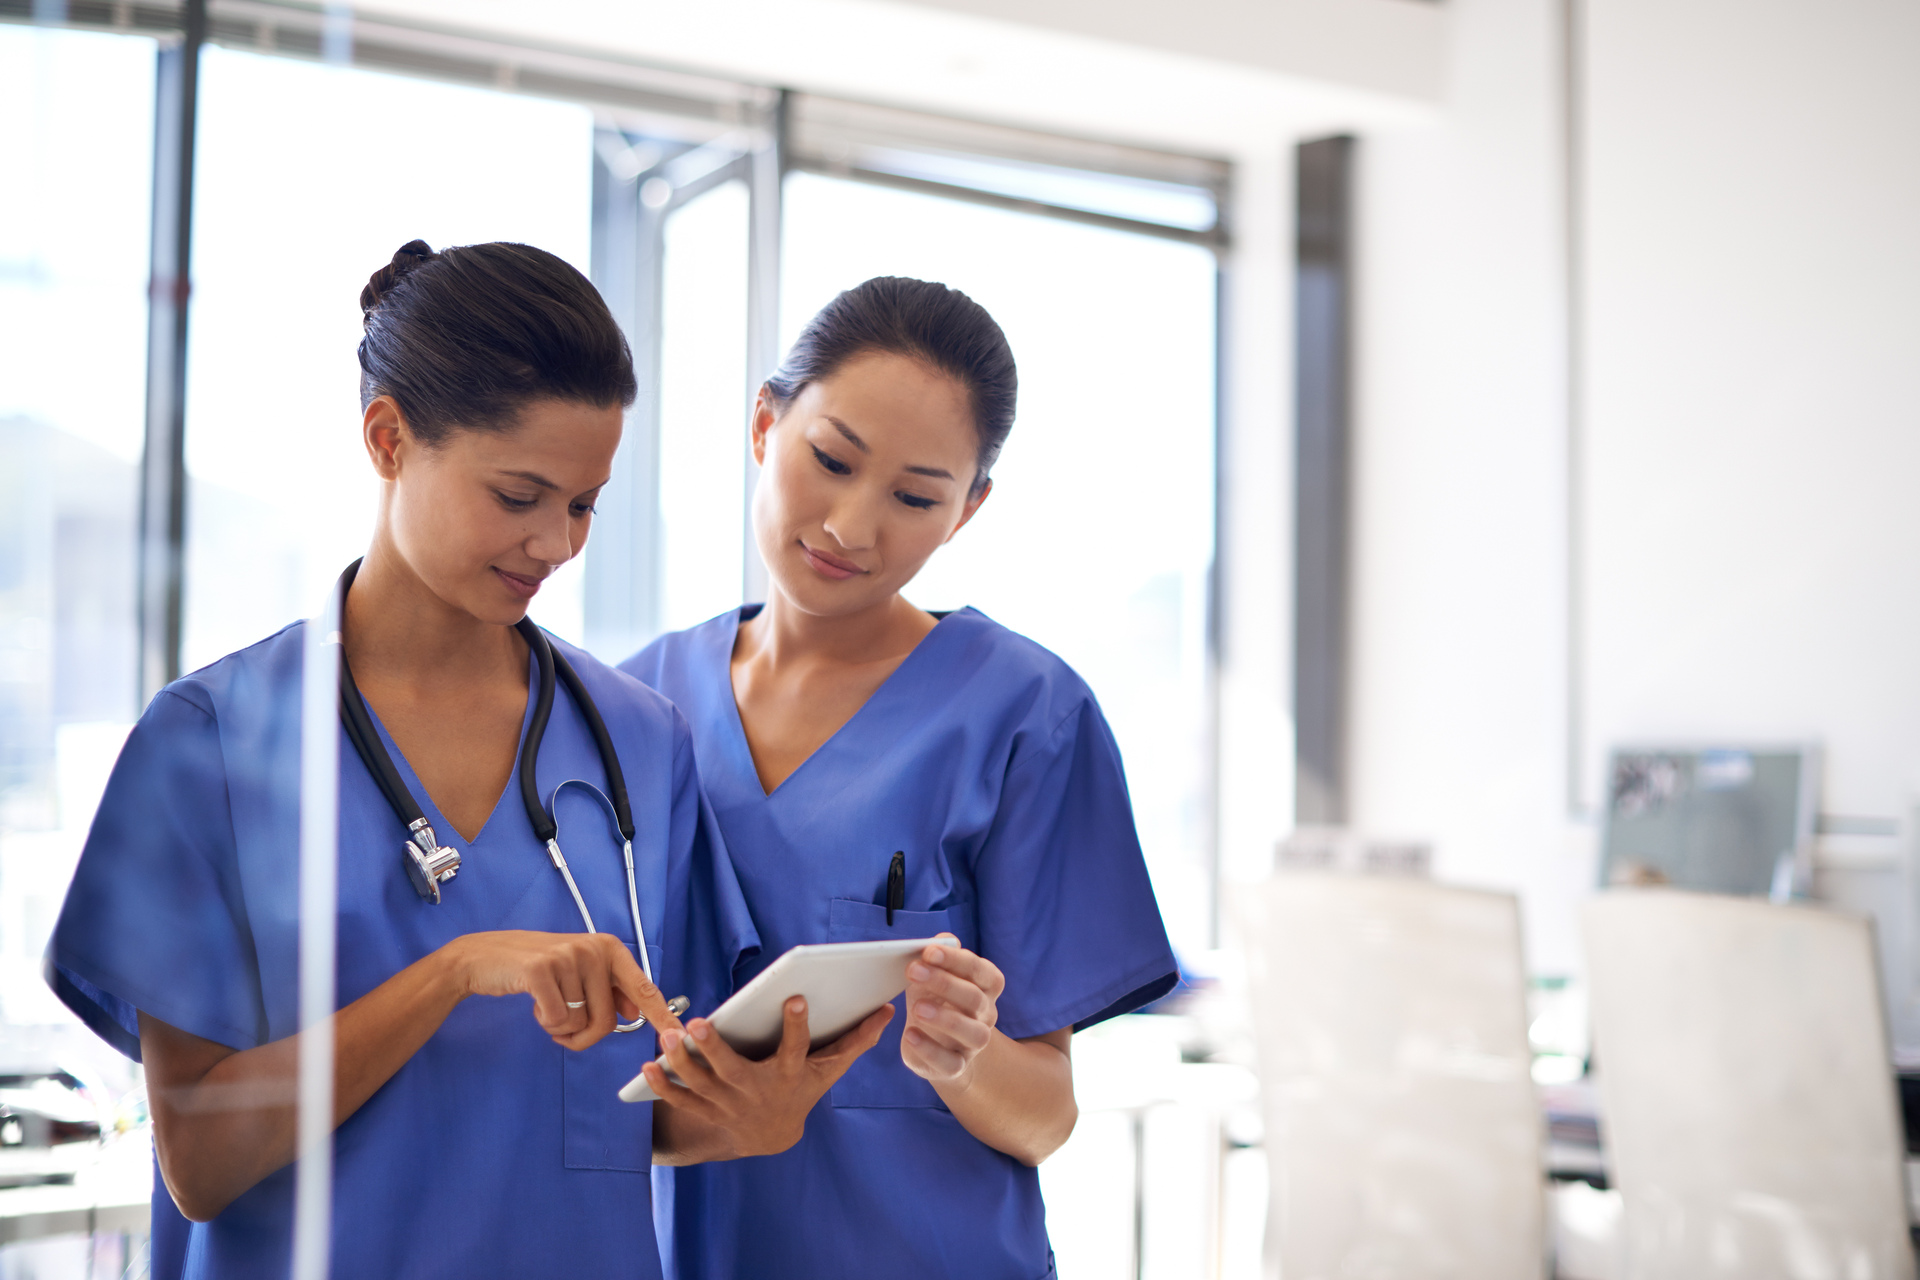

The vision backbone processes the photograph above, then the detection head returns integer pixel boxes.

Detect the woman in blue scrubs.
[47,241,767,1279]
[625,277,1179,1279]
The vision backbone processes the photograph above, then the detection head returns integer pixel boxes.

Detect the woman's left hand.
[900,935,1005,1088]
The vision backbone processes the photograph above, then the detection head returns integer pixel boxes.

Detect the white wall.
[1346,0,1579,971]
[1345,0,1920,983]
[1581,0,1920,825]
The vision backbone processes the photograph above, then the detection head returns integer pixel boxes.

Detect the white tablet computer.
[619,936,955,1103]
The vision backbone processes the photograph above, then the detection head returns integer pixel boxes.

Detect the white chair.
[1242,873,1545,1279]
[1584,890,1915,1280]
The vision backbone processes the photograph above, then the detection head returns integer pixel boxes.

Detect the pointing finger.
[604,937,681,1034]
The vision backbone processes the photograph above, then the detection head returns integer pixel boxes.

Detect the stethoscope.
[333,560,686,1032]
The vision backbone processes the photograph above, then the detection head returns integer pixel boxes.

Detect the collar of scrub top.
[332,559,677,1033]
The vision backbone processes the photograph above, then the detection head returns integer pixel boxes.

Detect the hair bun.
[360,240,436,318]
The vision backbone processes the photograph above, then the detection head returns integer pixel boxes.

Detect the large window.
[0,22,160,1277]
[655,180,752,636]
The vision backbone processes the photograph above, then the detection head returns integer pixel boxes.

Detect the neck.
[746,584,934,670]
[342,535,524,692]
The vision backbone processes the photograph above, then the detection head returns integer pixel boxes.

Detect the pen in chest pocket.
[886,850,905,925]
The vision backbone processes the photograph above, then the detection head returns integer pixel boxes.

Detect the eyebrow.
[497,469,612,494]
[827,417,957,482]
[498,469,560,491]
[828,418,871,454]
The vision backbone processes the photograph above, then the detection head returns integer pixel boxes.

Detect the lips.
[800,542,865,581]
[493,567,544,599]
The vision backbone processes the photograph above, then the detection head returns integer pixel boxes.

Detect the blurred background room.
[1,0,1917,1275]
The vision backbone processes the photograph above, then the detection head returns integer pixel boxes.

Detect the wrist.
[930,1042,986,1099]
[430,936,475,1003]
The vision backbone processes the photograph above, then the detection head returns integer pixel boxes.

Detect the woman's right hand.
[444,930,682,1050]
[644,997,892,1160]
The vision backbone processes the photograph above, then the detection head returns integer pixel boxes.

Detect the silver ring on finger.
[565,1000,586,1009]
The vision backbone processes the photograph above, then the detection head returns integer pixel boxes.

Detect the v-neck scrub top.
[48,622,758,1280]
[622,605,1178,1280]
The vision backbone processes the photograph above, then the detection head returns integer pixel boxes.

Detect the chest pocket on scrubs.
[826,898,952,1110]
[562,943,662,1171]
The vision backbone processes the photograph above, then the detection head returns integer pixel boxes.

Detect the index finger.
[921,939,1004,995]
[600,936,682,1034]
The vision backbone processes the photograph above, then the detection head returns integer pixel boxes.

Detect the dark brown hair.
[765,277,1017,493]
[357,239,637,444]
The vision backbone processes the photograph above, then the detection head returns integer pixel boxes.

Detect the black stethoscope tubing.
[335,558,636,856]
[333,559,682,1031]
[334,556,641,898]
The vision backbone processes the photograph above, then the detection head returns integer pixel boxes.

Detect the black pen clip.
[886,850,905,926]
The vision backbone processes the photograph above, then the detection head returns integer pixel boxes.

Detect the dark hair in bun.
[765,277,1016,495]
[357,239,637,445]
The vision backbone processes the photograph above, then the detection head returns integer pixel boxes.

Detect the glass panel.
[657,180,751,636]
[183,48,595,667]
[0,21,157,1270]
[781,172,1219,954]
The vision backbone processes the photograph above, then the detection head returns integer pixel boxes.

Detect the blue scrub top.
[48,622,758,1280]
[622,605,1177,1280]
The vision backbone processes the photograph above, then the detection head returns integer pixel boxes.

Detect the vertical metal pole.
[138,0,205,703]
[741,90,788,604]
[1291,136,1355,827]
[291,596,340,1280]
[1130,1106,1148,1280]
[1206,259,1227,950]
[1562,0,1590,819]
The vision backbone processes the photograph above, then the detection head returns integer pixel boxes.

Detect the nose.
[820,490,879,553]
[525,503,581,567]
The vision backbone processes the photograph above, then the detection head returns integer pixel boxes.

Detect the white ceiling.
[361,0,1444,159]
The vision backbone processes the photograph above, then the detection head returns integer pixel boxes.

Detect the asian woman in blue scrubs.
[624,277,1179,1279]
[45,241,777,1278]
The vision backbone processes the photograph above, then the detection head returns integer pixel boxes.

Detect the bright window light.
[657,180,751,635]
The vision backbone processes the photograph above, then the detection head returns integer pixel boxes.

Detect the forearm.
[146,943,470,1220]
[932,1030,1076,1166]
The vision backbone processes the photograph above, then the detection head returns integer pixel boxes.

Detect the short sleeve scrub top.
[622,605,1178,1280]
[48,622,759,1280]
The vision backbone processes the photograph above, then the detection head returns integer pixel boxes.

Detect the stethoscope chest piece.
[403,817,461,904]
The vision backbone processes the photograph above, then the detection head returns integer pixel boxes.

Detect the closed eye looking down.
[809,443,943,510]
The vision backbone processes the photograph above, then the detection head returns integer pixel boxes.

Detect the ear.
[749,387,778,467]
[363,396,409,481]
[944,478,992,544]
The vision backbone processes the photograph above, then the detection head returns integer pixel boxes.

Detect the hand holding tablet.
[620,936,957,1103]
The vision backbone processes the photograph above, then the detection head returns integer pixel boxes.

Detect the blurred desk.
[1044,1015,1264,1280]
[0,1135,150,1246]
[0,1178,147,1245]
